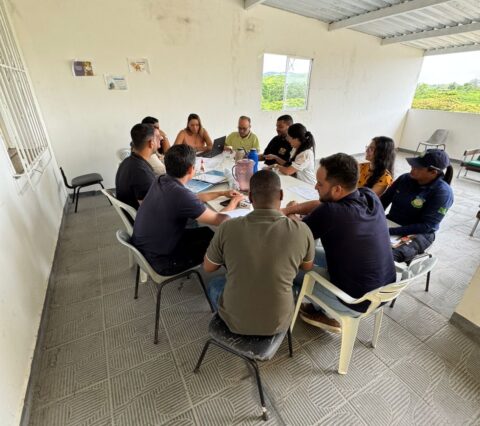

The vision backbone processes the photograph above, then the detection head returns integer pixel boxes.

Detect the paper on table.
[223,208,251,218]
[288,185,319,201]
[194,171,226,184]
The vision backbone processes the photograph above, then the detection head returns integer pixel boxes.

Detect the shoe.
[300,303,317,315]
[300,309,341,334]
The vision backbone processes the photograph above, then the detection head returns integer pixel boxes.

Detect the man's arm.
[380,177,398,209]
[203,255,221,273]
[197,190,241,203]
[282,200,320,216]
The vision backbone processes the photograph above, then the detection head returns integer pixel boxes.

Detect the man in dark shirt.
[381,149,454,263]
[260,114,293,166]
[116,123,156,209]
[294,153,396,332]
[132,145,243,275]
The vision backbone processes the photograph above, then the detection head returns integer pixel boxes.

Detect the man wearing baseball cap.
[381,149,454,263]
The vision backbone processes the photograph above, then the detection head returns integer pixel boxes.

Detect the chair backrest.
[59,167,73,189]
[101,189,137,235]
[359,256,437,316]
[116,229,161,281]
[428,129,448,145]
[117,149,131,162]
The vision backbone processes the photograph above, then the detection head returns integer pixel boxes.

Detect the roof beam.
[329,0,451,31]
[244,0,267,10]
[382,21,480,45]
[424,43,480,56]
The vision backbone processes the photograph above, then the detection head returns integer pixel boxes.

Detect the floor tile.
[33,333,107,407]
[29,382,111,426]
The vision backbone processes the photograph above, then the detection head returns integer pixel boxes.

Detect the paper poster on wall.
[104,74,128,90]
[72,60,94,76]
[127,58,150,73]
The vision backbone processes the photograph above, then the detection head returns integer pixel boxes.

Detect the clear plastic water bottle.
[247,148,259,173]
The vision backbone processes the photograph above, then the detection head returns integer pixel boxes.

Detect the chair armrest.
[306,271,357,305]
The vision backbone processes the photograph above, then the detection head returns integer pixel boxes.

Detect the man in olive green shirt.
[204,170,315,336]
[225,115,261,152]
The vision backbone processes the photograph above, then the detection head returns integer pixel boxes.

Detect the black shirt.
[263,135,292,165]
[115,153,155,210]
[303,188,396,312]
[132,174,206,264]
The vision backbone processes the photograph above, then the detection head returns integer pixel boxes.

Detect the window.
[261,53,312,111]
[0,0,50,177]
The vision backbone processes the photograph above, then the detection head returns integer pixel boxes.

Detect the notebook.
[197,136,226,158]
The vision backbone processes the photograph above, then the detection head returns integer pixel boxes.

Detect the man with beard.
[287,153,396,333]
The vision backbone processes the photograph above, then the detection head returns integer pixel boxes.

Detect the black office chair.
[60,167,105,213]
[194,314,293,421]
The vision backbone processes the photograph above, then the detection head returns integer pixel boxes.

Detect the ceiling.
[245,0,480,55]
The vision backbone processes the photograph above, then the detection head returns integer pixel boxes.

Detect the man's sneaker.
[299,304,341,333]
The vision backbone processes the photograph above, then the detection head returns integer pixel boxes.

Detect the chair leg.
[99,182,112,205]
[134,266,140,299]
[389,298,397,308]
[154,283,165,344]
[75,187,81,213]
[338,317,360,375]
[249,359,268,421]
[456,167,462,178]
[190,270,214,313]
[372,309,383,348]
[425,271,431,292]
[71,187,77,204]
[193,339,212,373]
[470,218,480,237]
[287,327,293,357]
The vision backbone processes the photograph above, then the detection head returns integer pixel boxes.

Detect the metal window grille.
[0,0,50,177]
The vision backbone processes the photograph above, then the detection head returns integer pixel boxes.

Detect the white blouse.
[291,148,316,185]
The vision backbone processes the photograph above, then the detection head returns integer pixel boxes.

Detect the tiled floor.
[28,154,480,425]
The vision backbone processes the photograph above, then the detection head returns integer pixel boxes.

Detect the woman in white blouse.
[277,123,316,185]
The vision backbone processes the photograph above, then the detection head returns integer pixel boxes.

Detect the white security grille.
[0,0,50,177]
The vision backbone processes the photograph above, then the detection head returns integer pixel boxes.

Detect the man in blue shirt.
[381,149,454,263]
[132,145,243,275]
[292,153,396,332]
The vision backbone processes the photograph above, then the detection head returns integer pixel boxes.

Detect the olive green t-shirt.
[225,131,260,152]
[206,209,315,336]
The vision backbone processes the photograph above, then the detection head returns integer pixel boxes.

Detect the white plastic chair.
[100,189,146,282]
[415,129,448,154]
[291,256,437,375]
[116,230,214,344]
[117,148,131,164]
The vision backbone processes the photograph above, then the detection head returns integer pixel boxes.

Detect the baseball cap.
[406,149,450,171]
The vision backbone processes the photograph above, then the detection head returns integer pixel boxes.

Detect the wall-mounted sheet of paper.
[104,74,128,90]
[127,58,150,73]
[72,60,94,76]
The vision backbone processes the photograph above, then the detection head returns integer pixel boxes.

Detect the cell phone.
[220,199,230,207]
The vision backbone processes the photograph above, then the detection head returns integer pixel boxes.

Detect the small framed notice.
[104,74,128,90]
[127,58,150,73]
[72,60,94,76]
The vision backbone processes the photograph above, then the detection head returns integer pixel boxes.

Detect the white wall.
[9,0,424,188]
[399,109,480,160]
[0,152,66,424]
[455,265,480,327]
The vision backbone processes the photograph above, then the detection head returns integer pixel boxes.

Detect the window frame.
[261,53,313,112]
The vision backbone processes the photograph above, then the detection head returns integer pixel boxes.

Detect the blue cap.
[406,149,450,171]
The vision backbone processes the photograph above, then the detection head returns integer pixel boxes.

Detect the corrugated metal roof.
[262,0,480,55]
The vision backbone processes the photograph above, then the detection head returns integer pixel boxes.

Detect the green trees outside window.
[261,54,312,111]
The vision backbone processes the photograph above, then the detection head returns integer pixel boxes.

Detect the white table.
[198,158,318,212]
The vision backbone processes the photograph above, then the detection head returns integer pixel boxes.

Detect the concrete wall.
[399,109,480,160]
[0,151,66,425]
[9,0,424,188]
[455,265,480,327]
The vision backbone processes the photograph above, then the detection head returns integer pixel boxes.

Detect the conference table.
[194,155,319,213]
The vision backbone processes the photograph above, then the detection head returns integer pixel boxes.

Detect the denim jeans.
[294,247,361,317]
[207,275,227,312]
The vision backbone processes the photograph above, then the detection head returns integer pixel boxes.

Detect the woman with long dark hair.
[277,123,316,185]
[174,113,213,152]
[358,136,396,196]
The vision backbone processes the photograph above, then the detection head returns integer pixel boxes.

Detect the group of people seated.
[115,113,454,336]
